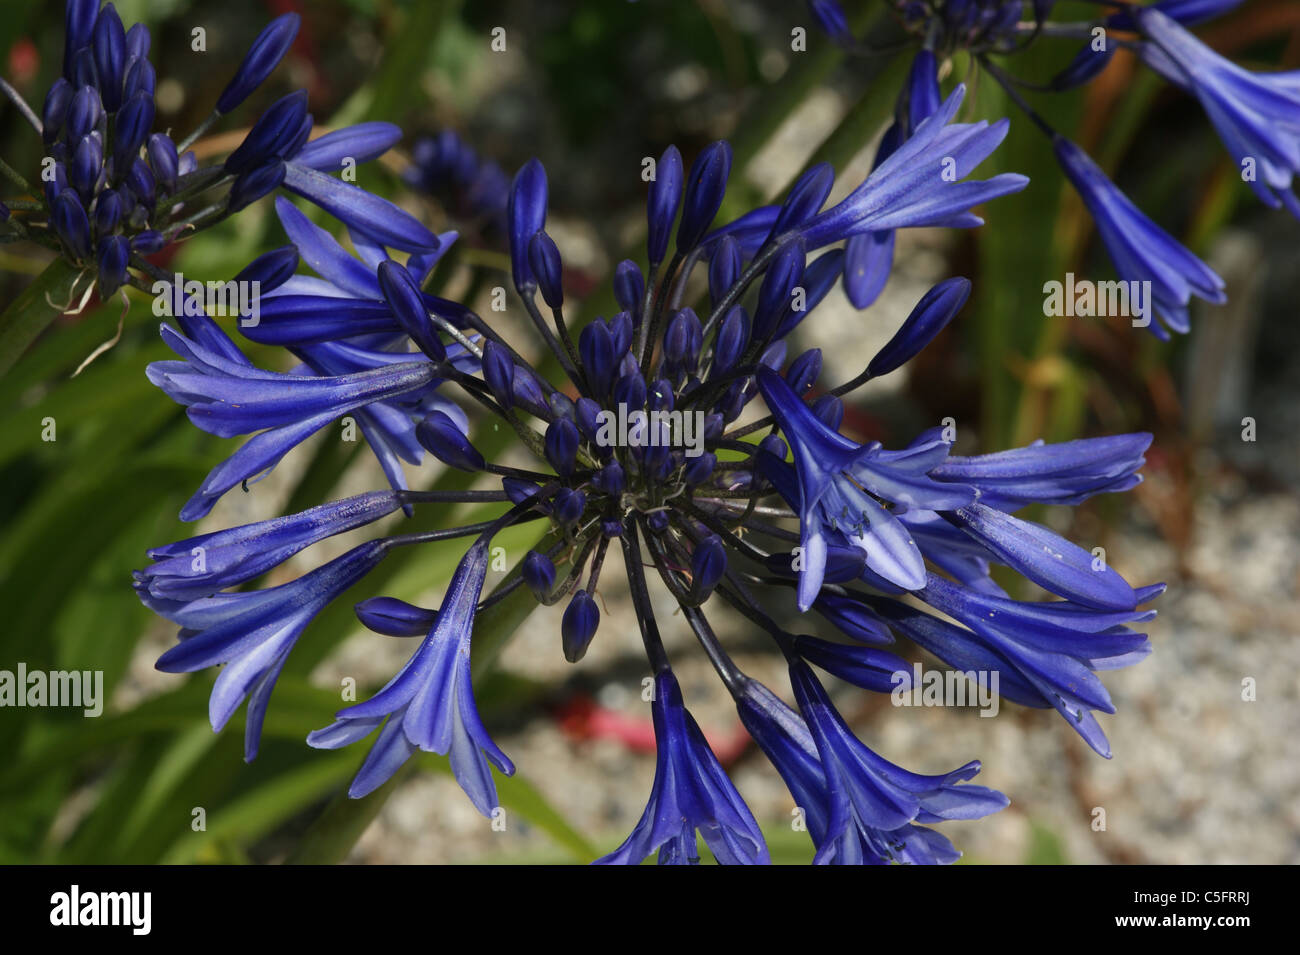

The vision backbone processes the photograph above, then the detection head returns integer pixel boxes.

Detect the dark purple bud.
[720,381,748,423]
[613,372,647,413]
[147,133,179,192]
[602,520,623,539]
[217,13,301,114]
[592,461,625,495]
[1050,42,1115,91]
[811,394,844,430]
[528,230,564,308]
[123,56,155,100]
[481,340,515,409]
[125,22,150,60]
[96,234,130,297]
[643,441,673,482]
[646,144,683,266]
[544,418,580,477]
[758,434,788,461]
[71,48,97,90]
[416,410,485,471]
[42,79,73,144]
[668,307,703,370]
[66,86,101,143]
[613,260,644,314]
[703,413,724,441]
[547,390,576,421]
[770,163,834,238]
[377,259,445,361]
[507,158,548,291]
[608,311,633,358]
[689,535,727,601]
[285,112,314,158]
[812,591,894,645]
[579,319,615,397]
[647,378,674,413]
[663,308,697,371]
[92,3,127,112]
[52,190,92,259]
[64,0,99,81]
[504,477,544,507]
[786,348,822,395]
[753,238,805,341]
[708,234,741,305]
[522,551,556,602]
[113,90,154,174]
[561,590,600,663]
[0,202,8,222]
[125,155,157,208]
[227,159,283,212]
[354,596,437,637]
[618,350,639,380]
[677,141,732,253]
[71,135,102,201]
[130,230,164,254]
[553,488,586,525]
[868,277,970,378]
[758,340,787,373]
[712,305,749,375]
[682,451,716,487]
[775,247,842,339]
[511,364,549,417]
[808,0,854,44]
[646,510,669,533]
[575,397,602,443]
[234,245,299,293]
[94,188,122,234]
[225,90,309,175]
[906,50,940,133]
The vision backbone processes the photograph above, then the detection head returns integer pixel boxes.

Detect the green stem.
[0,258,84,379]
[283,764,413,865]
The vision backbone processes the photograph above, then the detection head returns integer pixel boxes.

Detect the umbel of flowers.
[810,0,1298,338]
[0,1,438,317]
[129,63,1164,861]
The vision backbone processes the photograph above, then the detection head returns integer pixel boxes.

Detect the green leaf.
[0,258,84,379]
[159,751,361,864]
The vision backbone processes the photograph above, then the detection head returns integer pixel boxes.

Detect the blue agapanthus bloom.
[135,84,1162,864]
[808,0,1292,337]
[596,671,769,864]
[404,128,511,237]
[0,0,434,312]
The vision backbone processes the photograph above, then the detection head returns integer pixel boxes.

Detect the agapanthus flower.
[0,1,433,325]
[134,93,1162,864]
[807,0,1291,335]
[308,537,516,811]
[404,128,510,237]
[138,538,392,761]
[596,671,768,864]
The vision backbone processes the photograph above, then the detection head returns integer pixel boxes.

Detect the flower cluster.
[403,129,510,237]
[810,0,1297,338]
[0,1,436,311]
[131,74,1164,864]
